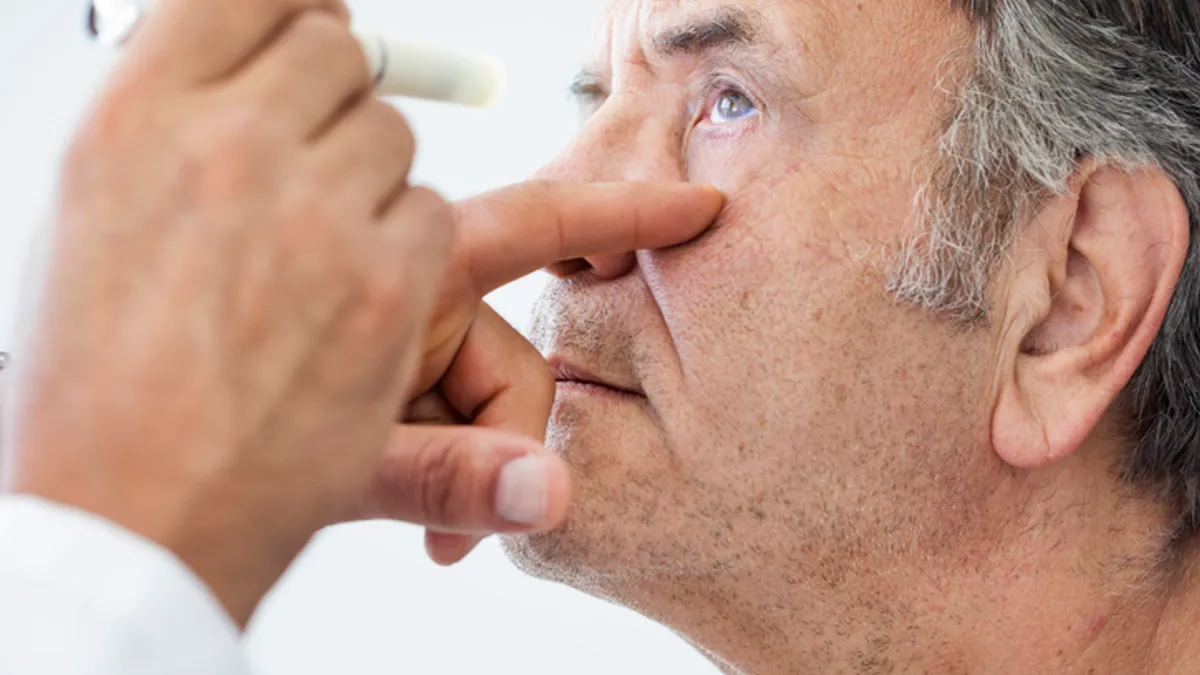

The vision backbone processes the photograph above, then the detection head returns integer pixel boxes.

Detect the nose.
[535,97,686,280]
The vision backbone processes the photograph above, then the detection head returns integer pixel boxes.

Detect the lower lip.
[555,380,644,401]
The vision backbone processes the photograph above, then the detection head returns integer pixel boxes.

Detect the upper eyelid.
[698,75,760,111]
[698,66,762,98]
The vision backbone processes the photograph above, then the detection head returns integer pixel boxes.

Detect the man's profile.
[501,0,1200,672]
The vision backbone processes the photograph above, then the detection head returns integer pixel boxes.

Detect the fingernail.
[495,455,550,526]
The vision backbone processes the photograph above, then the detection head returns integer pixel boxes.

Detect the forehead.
[587,0,962,77]
[590,0,807,61]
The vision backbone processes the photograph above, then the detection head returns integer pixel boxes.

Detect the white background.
[0,1,719,673]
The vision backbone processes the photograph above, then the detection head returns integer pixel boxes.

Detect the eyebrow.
[568,7,765,104]
[651,7,762,57]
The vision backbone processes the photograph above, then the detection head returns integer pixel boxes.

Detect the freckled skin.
[500,1,1200,673]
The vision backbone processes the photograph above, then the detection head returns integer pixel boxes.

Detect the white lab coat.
[0,496,252,674]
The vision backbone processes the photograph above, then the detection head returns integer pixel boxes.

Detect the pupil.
[721,93,742,117]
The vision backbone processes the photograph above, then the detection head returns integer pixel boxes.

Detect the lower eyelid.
[692,115,761,141]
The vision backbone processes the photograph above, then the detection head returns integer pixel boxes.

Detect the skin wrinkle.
[501,0,1200,673]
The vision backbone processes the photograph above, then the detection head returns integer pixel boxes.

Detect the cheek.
[635,139,934,476]
[686,122,798,191]
[642,122,940,469]
[639,178,866,434]
[644,156,879,358]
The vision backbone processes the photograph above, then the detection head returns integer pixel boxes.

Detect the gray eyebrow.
[651,7,763,57]
[568,7,766,105]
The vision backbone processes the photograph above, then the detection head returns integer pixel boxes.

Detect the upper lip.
[547,356,644,397]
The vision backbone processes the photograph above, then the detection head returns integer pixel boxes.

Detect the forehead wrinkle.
[580,0,831,106]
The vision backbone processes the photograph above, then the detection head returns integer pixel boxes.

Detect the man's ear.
[991,161,1190,469]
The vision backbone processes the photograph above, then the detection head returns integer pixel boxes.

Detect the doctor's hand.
[360,181,724,564]
[7,0,447,626]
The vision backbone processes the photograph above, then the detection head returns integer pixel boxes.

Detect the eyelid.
[699,63,765,97]
[694,74,761,126]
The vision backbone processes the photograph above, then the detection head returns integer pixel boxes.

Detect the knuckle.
[286,10,341,44]
[410,185,454,224]
[288,11,368,80]
[525,178,557,198]
[366,101,416,156]
[519,180,558,217]
[405,393,460,425]
[413,438,474,523]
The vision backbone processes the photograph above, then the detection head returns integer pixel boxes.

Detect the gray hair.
[888,1,1200,529]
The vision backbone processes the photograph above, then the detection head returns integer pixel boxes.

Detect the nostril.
[583,253,637,281]
[544,253,638,281]
[546,258,592,278]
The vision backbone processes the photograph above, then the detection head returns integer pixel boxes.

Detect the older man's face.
[508,0,1009,602]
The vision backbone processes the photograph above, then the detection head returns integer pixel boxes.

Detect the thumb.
[363,425,571,533]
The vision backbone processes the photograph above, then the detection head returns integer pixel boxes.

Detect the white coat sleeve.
[0,494,253,675]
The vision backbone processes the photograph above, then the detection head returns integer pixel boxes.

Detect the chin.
[501,397,644,586]
[501,392,708,595]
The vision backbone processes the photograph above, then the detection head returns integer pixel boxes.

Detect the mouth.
[547,357,645,400]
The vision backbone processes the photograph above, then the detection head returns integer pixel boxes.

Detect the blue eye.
[707,89,758,125]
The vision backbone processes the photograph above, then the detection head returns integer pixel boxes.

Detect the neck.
[1148,536,1200,674]
[606,509,1200,674]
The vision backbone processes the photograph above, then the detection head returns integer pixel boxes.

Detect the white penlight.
[87,0,506,108]
[354,33,506,108]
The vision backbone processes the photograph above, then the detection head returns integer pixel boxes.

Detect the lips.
[547,357,644,398]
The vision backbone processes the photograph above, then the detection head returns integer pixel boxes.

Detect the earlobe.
[991,164,1189,470]
[992,382,1053,469]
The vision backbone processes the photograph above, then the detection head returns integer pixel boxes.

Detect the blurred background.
[0,1,718,673]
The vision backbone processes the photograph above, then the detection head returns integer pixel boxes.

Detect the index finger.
[452,181,724,295]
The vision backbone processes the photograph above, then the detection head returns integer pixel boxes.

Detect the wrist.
[12,471,305,627]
